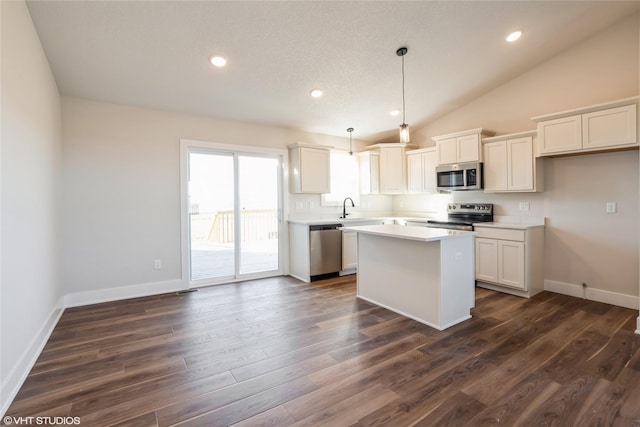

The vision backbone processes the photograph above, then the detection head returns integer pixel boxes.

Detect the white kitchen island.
[340,224,476,331]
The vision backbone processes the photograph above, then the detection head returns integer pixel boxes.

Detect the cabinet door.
[422,150,438,193]
[507,137,534,191]
[342,231,358,270]
[483,141,507,192]
[407,153,423,193]
[582,104,637,150]
[299,147,330,193]
[437,138,458,165]
[379,147,406,194]
[498,240,525,289]
[457,134,481,163]
[475,238,498,283]
[359,152,379,195]
[537,115,582,155]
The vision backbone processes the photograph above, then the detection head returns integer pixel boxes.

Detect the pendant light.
[347,127,354,155]
[396,47,410,144]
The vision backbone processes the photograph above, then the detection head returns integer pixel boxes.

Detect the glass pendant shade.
[399,123,410,144]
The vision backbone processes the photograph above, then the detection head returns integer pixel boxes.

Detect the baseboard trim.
[64,279,185,308]
[544,280,639,310]
[1,296,65,417]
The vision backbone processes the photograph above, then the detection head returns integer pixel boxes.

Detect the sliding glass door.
[187,148,282,285]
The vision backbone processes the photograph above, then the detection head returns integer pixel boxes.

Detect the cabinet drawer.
[475,227,525,242]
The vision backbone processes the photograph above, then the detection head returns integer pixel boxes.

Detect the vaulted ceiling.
[26,1,640,141]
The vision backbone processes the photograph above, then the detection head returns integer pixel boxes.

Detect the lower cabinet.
[474,225,544,298]
[342,231,357,272]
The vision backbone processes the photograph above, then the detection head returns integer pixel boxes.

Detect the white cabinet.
[583,105,637,150]
[474,225,544,298]
[288,143,331,194]
[380,145,406,194]
[498,240,525,289]
[359,151,379,194]
[475,238,498,283]
[364,143,416,194]
[433,128,495,165]
[407,147,437,193]
[533,98,638,156]
[536,115,582,155]
[482,131,543,193]
[342,231,357,271]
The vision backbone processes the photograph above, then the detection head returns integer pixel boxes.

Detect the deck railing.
[208,209,278,243]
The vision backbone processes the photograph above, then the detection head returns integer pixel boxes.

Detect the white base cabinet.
[475,225,544,298]
[341,231,357,272]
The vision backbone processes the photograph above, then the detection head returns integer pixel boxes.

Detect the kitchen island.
[340,224,476,331]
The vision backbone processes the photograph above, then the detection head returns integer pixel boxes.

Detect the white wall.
[1,0,62,414]
[397,13,640,300]
[60,98,373,296]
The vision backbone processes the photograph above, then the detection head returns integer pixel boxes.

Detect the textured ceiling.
[26,1,640,141]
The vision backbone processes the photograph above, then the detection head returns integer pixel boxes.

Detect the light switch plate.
[606,202,617,213]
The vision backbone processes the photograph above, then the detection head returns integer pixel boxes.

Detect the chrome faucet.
[342,197,355,219]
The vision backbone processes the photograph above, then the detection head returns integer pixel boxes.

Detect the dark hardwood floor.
[4,275,640,426]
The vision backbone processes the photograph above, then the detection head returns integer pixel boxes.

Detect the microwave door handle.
[462,170,468,187]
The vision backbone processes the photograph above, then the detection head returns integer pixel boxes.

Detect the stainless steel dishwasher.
[309,223,343,279]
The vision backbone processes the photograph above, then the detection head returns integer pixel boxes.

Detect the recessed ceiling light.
[210,56,227,67]
[310,89,323,98]
[506,30,522,43]
[390,109,401,117]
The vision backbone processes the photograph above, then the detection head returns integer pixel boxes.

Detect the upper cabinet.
[407,147,437,194]
[432,128,495,165]
[288,143,331,194]
[359,151,379,195]
[482,131,543,193]
[532,97,638,157]
[364,143,416,194]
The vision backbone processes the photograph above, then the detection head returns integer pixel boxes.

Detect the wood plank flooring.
[4,275,640,426]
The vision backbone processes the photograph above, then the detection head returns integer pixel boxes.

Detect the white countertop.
[473,222,544,230]
[288,217,430,226]
[340,224,476,242]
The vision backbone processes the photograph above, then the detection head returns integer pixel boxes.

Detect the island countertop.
[340,224,476,242]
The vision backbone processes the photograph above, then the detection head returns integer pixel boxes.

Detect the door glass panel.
[238,156,279,274]
[188,152,235,280]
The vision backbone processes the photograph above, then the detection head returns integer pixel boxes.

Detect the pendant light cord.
[401,53,406,125]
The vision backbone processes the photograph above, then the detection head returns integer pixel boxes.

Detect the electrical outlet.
[295,202,303,209]
[519,202,530,211]
[154,259,162,270]
[606,202,617,213]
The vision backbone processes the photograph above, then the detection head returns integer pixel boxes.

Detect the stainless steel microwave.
[436,162,483,191]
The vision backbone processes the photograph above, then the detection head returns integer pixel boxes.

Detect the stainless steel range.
[426,203,493,231]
